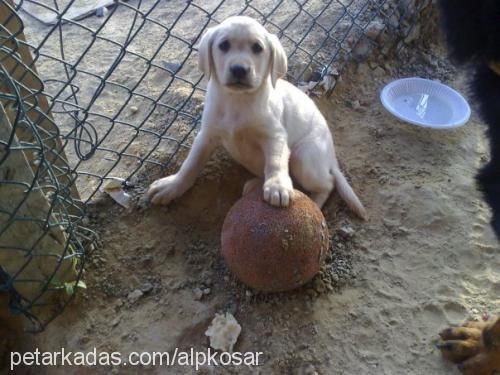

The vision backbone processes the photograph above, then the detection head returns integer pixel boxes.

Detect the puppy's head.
[198,16,287,92]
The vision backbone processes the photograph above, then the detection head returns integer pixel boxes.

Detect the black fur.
[438,0,500,238]
[437,0,500,63]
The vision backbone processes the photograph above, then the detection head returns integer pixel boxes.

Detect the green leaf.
[64,282,74,295]
[75,280,87,289]
[61,280,86,295]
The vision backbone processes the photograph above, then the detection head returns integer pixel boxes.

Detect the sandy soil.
[7,27,498,375]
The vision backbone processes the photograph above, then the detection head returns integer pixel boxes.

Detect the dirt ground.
[6,22,498,374]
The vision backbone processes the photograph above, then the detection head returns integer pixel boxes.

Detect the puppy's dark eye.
[252,43,263,54]
[219,40,230,52]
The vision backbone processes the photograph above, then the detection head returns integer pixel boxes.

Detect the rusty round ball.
[221,187,329,292]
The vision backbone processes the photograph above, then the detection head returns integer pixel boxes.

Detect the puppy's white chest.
[219,109,252,129]
[220,126,265,177]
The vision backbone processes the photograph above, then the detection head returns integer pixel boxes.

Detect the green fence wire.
[0,0,429,331]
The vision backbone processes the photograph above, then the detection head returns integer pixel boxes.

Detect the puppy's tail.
[332,168,367,220]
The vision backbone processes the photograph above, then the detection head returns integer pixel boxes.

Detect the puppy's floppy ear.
[266,33,287,87]
[198,26,218,79]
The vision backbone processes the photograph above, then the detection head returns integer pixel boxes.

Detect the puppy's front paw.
[146,174,184,205]
[263,174,294,207]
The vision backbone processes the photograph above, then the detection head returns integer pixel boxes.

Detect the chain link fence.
[0,0,430,331]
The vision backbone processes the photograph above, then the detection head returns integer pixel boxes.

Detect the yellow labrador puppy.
[147,16,366,218]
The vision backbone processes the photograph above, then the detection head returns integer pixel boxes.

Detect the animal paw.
[437,318,500,375]
[146,174,184,205]
[263,174,294,207]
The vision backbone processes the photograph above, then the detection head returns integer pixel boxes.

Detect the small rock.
[404,24,421,44]
[291,61,319,82]
[373,66,386,78]
[352,38,372,60]
[245,290,253,298]
[95,7,108,17]
[110,316,121,327]
[205,312,241,352]
[313,278,326,294]
[306,288,318,298]
[397,226,409,235]
[298,343,309,351]
[383,62,395,76]
[166,246,176,256]
[140,282,153,293]
[130,106,138,114]
[423,53,439,68]
[203,288,211,295]
[309,70,322,82]
[357,63,371,80]
[320,74,336,92]
[77,335,90,345]
[163,62,181,75]
[365,20,385,40]
[127,289,143,304]
[141,254,153,263]
[339,225,355,239]
[193,287,203,300]
[349,100,361,110]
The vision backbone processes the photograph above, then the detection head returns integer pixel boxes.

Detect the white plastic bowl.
[380,77,471,129]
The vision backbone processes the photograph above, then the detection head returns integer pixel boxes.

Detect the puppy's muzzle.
[230,64,249,80]
[227,64,252,89]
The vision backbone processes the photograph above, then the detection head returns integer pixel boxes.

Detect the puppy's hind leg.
[305,169,365,219]
[290,144,334,208]
[310,190,331,208]
[290,140,366,219]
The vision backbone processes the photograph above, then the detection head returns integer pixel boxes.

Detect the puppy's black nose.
[230,65,248,80]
